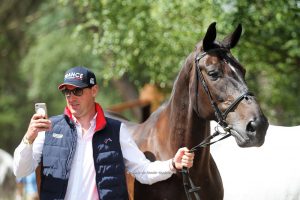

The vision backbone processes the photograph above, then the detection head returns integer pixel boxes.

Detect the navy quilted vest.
[40,115,128,200]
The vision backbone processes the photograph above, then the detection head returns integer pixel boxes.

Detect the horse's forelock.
[195,39,228,57]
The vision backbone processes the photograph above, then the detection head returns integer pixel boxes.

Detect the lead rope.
[181,123,232,200]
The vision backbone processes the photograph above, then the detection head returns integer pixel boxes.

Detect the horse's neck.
[165,69,211,150]
[166,102,210,146]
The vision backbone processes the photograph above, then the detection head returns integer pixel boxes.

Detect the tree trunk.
[111,75,142,120]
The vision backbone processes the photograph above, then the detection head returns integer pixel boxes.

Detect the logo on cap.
[65,72,84,80]
[90,78,95,84]
[58,66,96,90]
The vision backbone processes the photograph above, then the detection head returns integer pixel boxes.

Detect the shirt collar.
[64,102,107,132]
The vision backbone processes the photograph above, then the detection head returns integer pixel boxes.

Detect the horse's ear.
[203,22,217,52]
[222,24,242,49]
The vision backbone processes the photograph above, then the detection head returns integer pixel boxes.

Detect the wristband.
[172,158,179,171]
[22,136,33,145]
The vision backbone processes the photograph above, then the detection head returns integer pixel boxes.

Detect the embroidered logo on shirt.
[104,138,112,144]
[52,133,63,139]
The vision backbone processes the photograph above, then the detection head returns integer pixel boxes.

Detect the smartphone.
[35,103,47,117]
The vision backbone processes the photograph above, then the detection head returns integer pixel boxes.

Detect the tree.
[0,0,42,153]
[59,0,213,87]
[61,0,300,125]
[1,0,299,153]
[213,0,300,125]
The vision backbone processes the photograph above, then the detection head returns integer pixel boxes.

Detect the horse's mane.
[168,52,194,101]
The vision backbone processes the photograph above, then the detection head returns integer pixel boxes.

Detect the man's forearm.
[13,142,37,178]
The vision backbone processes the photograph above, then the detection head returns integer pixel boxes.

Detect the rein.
[182,48,254,200]
[181,126,231,200]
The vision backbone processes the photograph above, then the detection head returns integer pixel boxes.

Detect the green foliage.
[62,0,300,125]
[59,0,213,89]
[213,0,300,125]
[0,0,44,153]
[20,3,123,116]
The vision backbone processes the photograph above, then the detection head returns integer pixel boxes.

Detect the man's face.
[62,85,98,119]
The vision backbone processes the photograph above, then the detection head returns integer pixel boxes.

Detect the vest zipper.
[65,125,77,179]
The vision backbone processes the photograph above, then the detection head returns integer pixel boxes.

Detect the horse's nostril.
[246,121,256,132]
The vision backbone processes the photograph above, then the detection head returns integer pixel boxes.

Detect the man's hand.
[173,147,195,170]
[24,113,52,143]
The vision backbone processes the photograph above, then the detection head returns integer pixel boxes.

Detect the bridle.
[194,48,253,128]
[182,48,254,200]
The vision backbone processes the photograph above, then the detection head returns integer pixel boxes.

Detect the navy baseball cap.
[58,66,97,90]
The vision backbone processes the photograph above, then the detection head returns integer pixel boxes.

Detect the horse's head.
[191,22,268,147]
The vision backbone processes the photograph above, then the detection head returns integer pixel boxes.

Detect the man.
[13,66,194,200]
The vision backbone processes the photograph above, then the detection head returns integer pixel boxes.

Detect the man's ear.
[92,85,99,97]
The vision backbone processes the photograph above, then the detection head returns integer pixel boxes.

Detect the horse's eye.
[207,70,219,80]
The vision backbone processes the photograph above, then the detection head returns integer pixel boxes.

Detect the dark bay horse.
[125,22,269,200]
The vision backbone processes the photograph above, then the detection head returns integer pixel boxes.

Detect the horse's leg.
[202,155,224,200]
